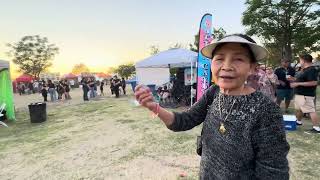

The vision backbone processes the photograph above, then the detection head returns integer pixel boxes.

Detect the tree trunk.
[282,43,293,62]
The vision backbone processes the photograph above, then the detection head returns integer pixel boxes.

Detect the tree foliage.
[242,0,320,62]
[115,63,135,79]
[7,35,59,78]
[71,63,90,75]
[189,27,227,52]
[169,43,184,49]
[150,45,160,55]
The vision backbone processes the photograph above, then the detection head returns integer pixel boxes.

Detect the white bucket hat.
[201,34,268,61]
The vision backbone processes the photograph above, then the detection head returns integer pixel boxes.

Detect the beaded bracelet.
[151,103,160,118]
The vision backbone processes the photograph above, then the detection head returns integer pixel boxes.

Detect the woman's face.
[266,67,273,74]
[211,43,256,91]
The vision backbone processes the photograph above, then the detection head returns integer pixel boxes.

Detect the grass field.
[0,88,319,179]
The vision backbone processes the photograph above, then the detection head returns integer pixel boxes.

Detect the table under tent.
[135,48,198,106]
[0,60,15,121]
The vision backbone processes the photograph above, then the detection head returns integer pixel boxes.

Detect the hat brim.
[201,41,268,61]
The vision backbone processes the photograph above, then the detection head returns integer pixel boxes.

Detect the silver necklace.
[218,93,236,134]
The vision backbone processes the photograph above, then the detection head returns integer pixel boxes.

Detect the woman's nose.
[221,59,233,71]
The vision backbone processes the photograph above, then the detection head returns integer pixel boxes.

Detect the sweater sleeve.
[252,102,290,179]
[167,86,216,132]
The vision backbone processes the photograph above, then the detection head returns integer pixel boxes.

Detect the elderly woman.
[135,34,289,179]
[264,66,279,101]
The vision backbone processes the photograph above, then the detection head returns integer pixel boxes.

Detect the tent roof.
[96,72,111,78]
[135,48,198,68]
[0,59,9,70]
[16,74,34,82]
[62,73,77,79]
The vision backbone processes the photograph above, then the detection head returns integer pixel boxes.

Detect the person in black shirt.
[121,77,126,95]
[290,54,320,133]
[110,78,114,95]
[274,59,296,113]
[100,81,105,96]
[113,76,121,98]
[63,80,71,99]
[47,80,57,102]
[81,78,89,101]
[88,78,96,98]
[41,85,48,102]
[28,82,34,94]
[57,81,65,100]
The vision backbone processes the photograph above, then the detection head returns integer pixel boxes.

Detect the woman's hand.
[134,85,157,111]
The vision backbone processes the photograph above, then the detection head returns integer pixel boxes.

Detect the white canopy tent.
[0,60,9,70]
[135,48,198,86]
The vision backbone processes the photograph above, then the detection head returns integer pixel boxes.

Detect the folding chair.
[0,103,8,127]
[0,103,6,116]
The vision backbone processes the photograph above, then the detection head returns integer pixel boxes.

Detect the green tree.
[189,27,227,52]
[7,35,59,78]
[150,45,160,55]
[115,63,136,79]
[264,43,283,67]
[242,0,320,62]
[71,63,90,75]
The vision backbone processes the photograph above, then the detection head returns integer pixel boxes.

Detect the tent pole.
[190,60,193,106]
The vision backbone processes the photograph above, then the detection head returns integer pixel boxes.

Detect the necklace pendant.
[219,123,226,134]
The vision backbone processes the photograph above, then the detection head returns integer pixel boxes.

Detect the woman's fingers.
[135,88,146,96]
[137,91,153,102]
[135,87,151,100]
[135,85,151,94]
[135,89,147,100]
[140,96,154,106]
[134,85,155,108]
[135,84,144,92]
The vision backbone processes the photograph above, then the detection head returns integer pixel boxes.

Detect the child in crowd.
[100,81,105,96]
[41,85,48,102]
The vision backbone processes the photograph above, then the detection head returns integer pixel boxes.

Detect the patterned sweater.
[168,86,290,180]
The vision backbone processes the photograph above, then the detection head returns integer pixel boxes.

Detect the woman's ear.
[249,63,257,74]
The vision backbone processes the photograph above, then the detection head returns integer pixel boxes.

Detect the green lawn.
[0,93,319,179]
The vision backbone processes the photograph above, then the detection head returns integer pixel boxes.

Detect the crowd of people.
[17,81,41,95]
[16,79,72,102]
[109,76,126,98]
[16,75,128,103]
[246,54,320,132]
[41,79,72,102]
[80,75,126,101]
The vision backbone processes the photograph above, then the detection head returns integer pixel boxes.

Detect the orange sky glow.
[0,0,249,79]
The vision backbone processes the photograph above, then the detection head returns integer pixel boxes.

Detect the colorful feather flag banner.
[196,14,213,101]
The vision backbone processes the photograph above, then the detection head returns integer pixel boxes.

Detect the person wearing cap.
[274,59,296,113]
[290,54,320,133]
[135,34,289,179]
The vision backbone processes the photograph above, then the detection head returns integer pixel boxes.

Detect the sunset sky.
[0,0,247,77]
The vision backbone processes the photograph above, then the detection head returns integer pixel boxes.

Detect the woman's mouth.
[219,76,235,80]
